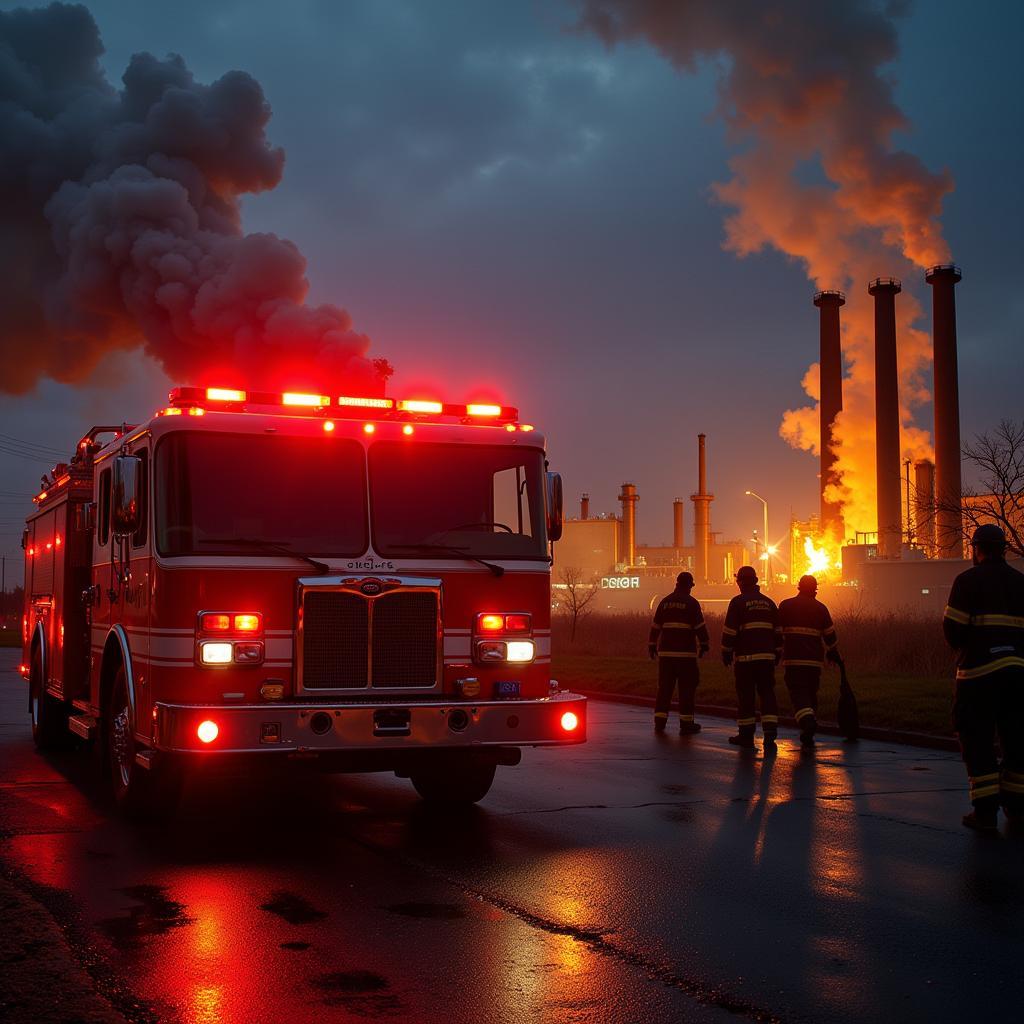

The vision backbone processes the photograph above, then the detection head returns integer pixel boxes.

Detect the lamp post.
[745,490,769,588]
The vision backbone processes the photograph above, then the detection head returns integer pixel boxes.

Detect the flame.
[802,535,842,579]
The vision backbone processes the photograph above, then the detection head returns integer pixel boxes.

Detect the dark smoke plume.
[0,2,376,394]
[580,0,953,536]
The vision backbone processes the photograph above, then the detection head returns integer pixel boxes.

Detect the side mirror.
[111,455,141,536]
[546,471,564,543]
[75,502,96,533]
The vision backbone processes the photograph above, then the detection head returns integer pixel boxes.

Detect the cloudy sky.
[1,0,1022,579]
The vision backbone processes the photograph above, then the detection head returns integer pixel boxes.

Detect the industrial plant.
[556,263,1021,614]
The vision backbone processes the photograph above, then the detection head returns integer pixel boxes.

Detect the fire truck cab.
[21,386,585,813]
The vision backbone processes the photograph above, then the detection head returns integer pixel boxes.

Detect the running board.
[134,750,153,770]
[68,714,98,741]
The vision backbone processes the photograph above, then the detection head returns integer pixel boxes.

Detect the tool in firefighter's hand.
[837,659,860,741]
[198,538,329,574]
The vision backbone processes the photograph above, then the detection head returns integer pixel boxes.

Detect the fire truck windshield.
[155,432,368,557]
[369,442,547,559]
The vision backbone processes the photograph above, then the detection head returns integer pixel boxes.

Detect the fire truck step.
[68,714,98,741]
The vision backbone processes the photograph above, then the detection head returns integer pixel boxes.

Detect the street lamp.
[745,490,769,587]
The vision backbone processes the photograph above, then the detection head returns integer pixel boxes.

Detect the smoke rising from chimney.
[581,0,952,536]
[0,3,377,394]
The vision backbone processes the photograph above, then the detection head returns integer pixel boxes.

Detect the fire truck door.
[120,446,151,684]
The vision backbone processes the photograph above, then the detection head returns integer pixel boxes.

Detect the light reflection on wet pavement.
[2,652,1022,1023]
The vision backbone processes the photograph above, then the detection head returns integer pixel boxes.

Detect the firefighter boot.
[679,716,702,735]
[962,810,999,834]
[654,712,668,735]
[762,715,778,752]
[729,723,756,749]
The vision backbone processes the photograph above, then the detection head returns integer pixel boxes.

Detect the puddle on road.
[260,890,328,924]
[310,970,401,1014]
[280,940,311,951]
[98,884,193,949]
[385,900,465,920]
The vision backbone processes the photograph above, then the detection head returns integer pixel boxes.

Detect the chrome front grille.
[299,580,441,692]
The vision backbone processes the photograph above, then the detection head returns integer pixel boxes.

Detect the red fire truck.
[21,386,585,813]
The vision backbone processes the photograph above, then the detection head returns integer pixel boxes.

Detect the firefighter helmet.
[798,574,818,593]
[971,524,1006,552]
[676,571,694,589]
[735,566,758,585]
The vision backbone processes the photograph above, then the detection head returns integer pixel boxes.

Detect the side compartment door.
[90,464,113,697]
[120,445,152,724]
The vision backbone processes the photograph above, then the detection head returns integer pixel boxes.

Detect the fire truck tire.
[29,649,70,751]
[105,665,179,818]
[409,755,496,805]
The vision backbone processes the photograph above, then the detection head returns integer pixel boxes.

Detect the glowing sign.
[601,576,640,589]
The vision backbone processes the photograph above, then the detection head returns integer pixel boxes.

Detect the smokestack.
[926,264,963,558]
[580,493,590,520]
[691,434,714,582]
[673,498,685,549]
[814,289,845,537]
[868,277,903,559]
[619,483,638,567]
[914,458,936,556]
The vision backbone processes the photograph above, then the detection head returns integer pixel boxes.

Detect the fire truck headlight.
[200,642,233,665]
[506,640,535,663]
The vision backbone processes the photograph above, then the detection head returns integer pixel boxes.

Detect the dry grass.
[553,609,956,678]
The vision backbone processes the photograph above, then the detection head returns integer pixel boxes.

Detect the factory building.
[554,436,752,612]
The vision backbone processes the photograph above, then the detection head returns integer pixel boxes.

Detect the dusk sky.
[1,0,1022,580]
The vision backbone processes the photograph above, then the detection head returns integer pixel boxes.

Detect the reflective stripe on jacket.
[721,587,782,662]
[777,593,838,668]
[943,559,1024,680]
[650,590,710,656]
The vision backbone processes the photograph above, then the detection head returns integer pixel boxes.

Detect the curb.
[576,690,960,753]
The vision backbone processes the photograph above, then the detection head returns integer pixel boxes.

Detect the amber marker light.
[206,387,246,402]
[479,613,505,632]
[467,404,502,417]
[197,720,219,743]
[560,711,579,732]
[398,399,442,414]
[282,392,330,407]
[233,614,261,632]
[200,613,231,632]
[363,423,376,434]
[338,395,394,409]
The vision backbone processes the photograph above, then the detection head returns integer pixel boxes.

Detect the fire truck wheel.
[105,665,177,817]
[29,649,70,751]
[409,755,496,805]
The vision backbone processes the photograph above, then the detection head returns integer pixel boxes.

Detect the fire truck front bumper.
[152,692,587,754]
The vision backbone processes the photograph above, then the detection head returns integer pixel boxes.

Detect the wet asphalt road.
[2,649,1023,1024]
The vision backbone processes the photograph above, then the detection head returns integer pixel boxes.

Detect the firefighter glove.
[699,644,709,659]
[648,643,657,661]
[828,649,843,666]
[722,650,734,667]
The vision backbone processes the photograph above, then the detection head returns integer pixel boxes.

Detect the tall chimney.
[673,498,684,549]
[814,289,845,537]
[926,264,963,558]
[580,493,590,520]
[691,434,714,582]
[868,277,903,559]
[914,458,936,557]
[619,483,638,567]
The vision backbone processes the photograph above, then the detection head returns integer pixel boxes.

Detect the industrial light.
[200,642,233,665]
[560,711,579,732]
[467,403,502,417]
[282,392,330,407]
[398,399,442,414]
[197,720,219,743]
[206,387,246,402]
[506,640,535,663]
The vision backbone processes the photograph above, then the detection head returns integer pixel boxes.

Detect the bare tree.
[554,566,599,642]
[933,420,1024,558]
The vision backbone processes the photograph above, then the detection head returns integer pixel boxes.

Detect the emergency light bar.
[166,386,520,424]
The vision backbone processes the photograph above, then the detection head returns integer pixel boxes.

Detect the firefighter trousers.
[784,666,821,737]
[735,661,778,739]
[953,666,1024,816]
[655,656,699,724]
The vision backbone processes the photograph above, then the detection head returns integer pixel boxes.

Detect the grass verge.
[553,653,955,737]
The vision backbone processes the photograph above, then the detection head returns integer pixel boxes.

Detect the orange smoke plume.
[582,0,952,536]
